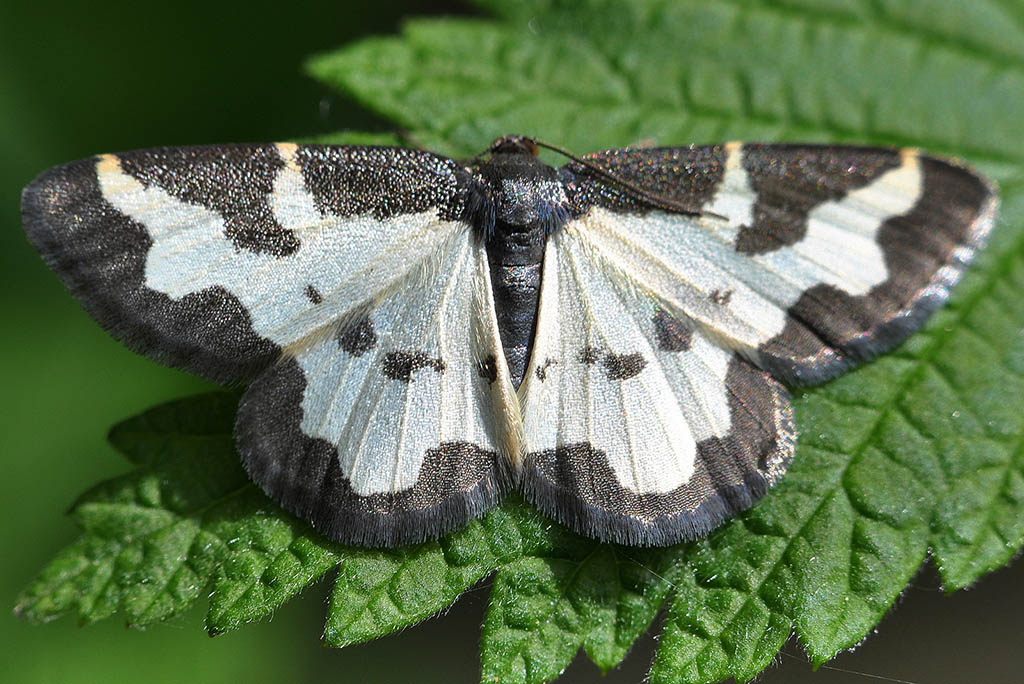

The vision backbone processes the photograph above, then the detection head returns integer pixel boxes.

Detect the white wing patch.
[95,152,466,349]
[269,142,338,236]
[569,149,924,356]
[760,151,923,298]
[522,230,737,494]
[705,141,755,233]
[293,229,514,495]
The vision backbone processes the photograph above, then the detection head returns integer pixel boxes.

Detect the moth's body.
[477,137,567,386]
[22,135,998,547]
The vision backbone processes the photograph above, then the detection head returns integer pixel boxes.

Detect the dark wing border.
[756,151,999,385]
[560,143,999,386]
[237,357,509,547]
[21,143,475,385]
[520,357,795,547]
[22,156,279,384]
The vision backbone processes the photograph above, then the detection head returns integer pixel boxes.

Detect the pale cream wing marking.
[293,229,517,495]
[521,229,733,495]
[96,150,466,349]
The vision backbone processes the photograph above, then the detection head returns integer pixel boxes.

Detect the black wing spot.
[382,351,446,382]
[653,309,692,352]
[603,352,646,380]
[478,354,498,384]
[535,357,558,382]
[336,315,377,357]
[305,284,323,304]
[710,289,733,305]
[579,345,646,380]
[578,346,601,365]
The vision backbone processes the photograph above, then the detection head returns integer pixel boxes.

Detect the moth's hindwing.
[22,142,520,546]
[238,230,519,546]
[520,230,795,545]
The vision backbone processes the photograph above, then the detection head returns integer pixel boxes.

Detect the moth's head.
[486,135,539,158]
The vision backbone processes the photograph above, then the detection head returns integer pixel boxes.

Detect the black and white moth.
[21,136,998,547]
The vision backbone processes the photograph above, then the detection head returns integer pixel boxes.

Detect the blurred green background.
[2,1,1021,683]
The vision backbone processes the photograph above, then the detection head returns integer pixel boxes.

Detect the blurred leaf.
[20,1,1024,683]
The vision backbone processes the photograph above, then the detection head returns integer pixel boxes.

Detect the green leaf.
[309,0,1024,160]
[323,511,499,647]
[651,190,1024,683]
[20,1,1024,683]
[18,392,249,626]
[202,490,342,635]
[480,533,675,683]
[18,395,672,673]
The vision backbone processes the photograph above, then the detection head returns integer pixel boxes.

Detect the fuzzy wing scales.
[525,142,997,545]
[519,228,795,545]
[238,229,519,546]
[23,142,521,546]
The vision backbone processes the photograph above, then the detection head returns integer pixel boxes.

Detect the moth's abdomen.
[486,230,546,387]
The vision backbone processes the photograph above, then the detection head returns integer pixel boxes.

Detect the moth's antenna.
[531,139,730,222]
[396,128,429,151]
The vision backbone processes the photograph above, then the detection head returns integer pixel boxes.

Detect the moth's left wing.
[519,229,795,545]
[560,143,998,384]
[23,142,519,546]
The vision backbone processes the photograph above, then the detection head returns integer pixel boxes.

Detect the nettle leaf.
[20,1,1024,683]
[17,392,244,626]
[480,520,676,682]
[17,394,674,664]
[308,0,1024,160]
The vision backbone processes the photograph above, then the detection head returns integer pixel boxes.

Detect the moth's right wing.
[518,227,795,546]
[239,227,519,546]
[23,143,519,546]
[560,143,997,384]
[22,143,476,382]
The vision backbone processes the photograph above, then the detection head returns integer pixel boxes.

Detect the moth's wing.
[238,228,520,546]
[523,143,997,545]
[561,143,998,384]
[24,142,520,546]
[21,143,474,382]
[519,229,795,545]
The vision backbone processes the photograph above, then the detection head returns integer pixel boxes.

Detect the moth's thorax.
[480,150,570,236]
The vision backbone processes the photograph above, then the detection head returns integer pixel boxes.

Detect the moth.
[22,136,997,547]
